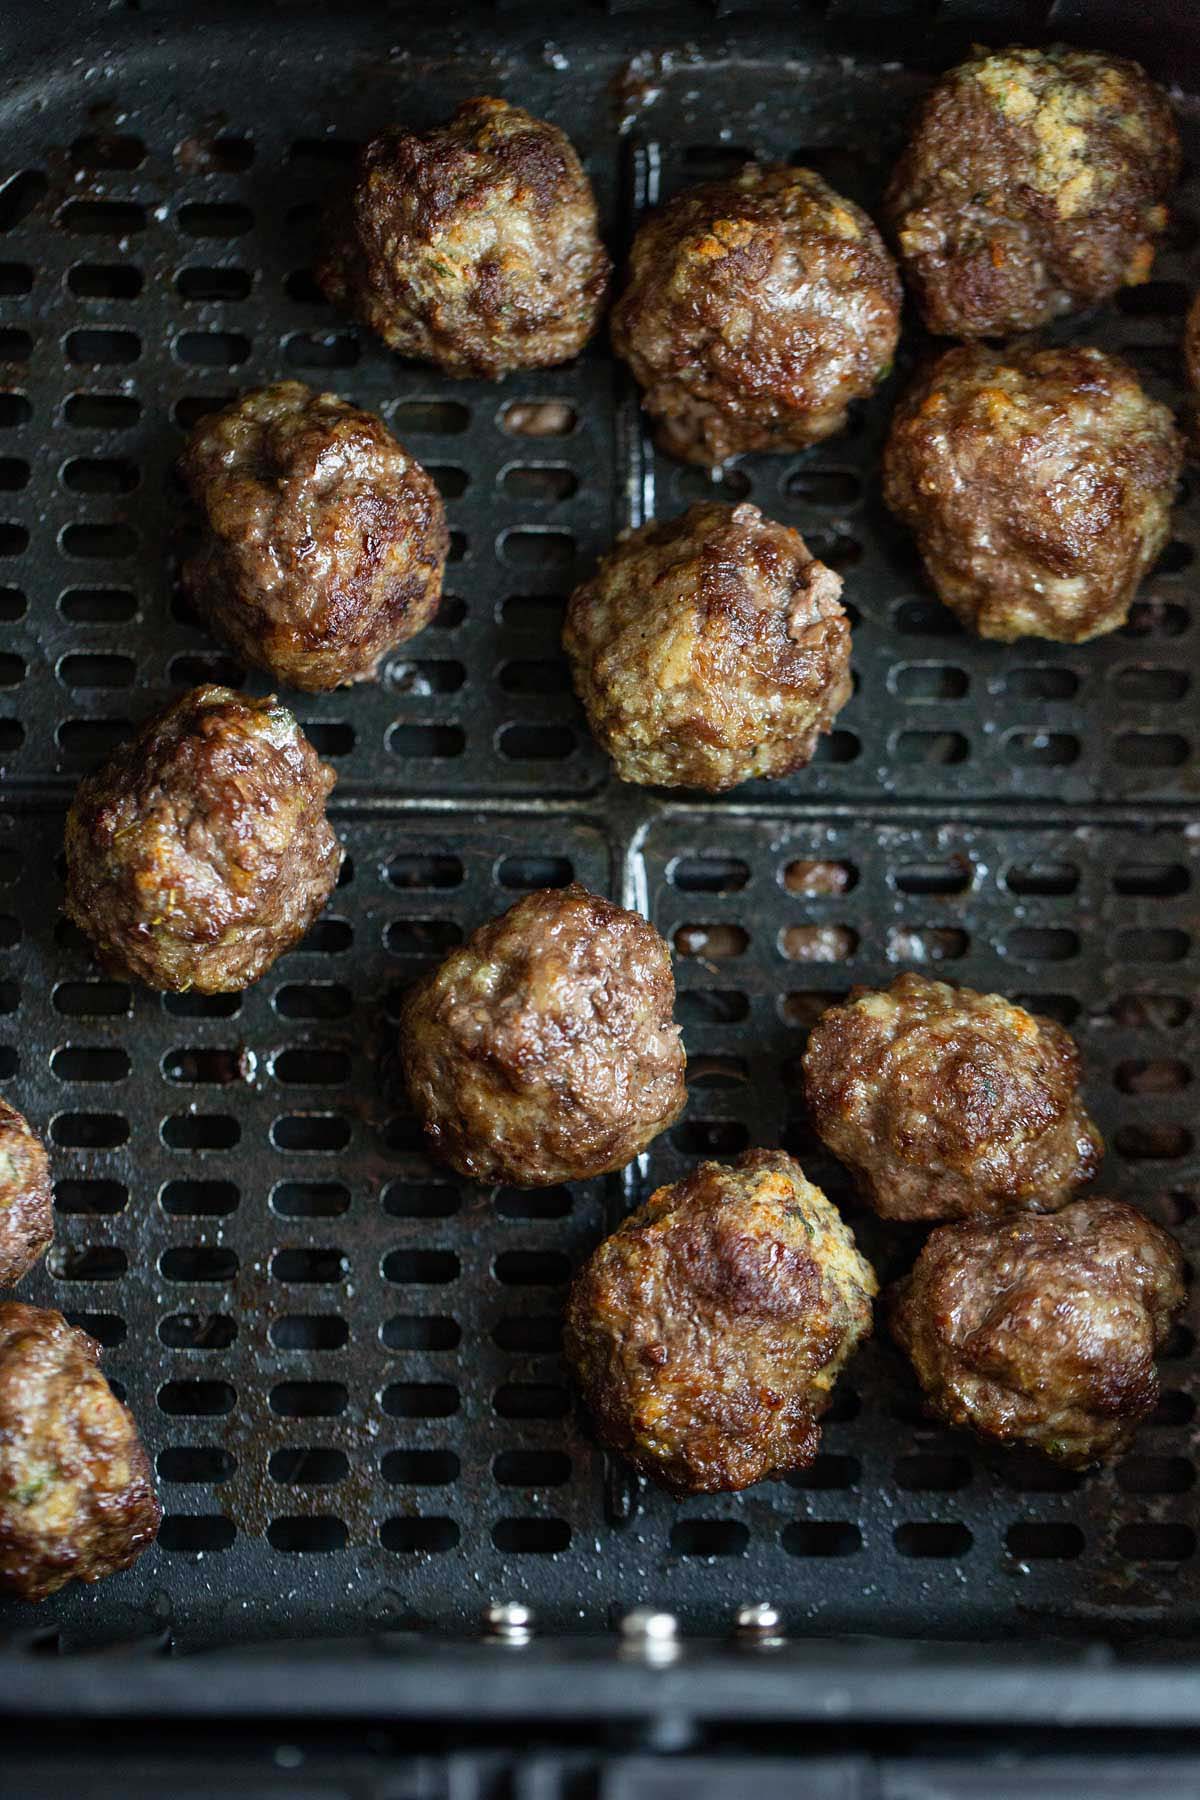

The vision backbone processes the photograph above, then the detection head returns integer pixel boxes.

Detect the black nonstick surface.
[0,0,1197,1653]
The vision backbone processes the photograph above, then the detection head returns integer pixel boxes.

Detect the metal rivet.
[482,1601,534,1644]
[618,1608,680,1662]
[734,1602,784,1647]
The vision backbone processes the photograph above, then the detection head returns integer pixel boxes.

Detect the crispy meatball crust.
[179,382,448,693]
[565,1149,877,1494]
[0,1101,51,1288]
[882,343,1181,643]
[564,501,852,791]
[401,884,686,1187]
[0,1302,161,1601]
[803,973,1103,1222]
[612,164,901,467]
[889,1199,1185,1467]
[317,97,610,378]
[63,685,343,995]
[886,46,1180,338]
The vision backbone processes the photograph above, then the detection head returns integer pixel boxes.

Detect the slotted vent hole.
[672,855,750,893]
[383,1450,460,1487]
[895,1523,973,1559]
[381,1314,461,1352]
[158,1313,237,1351]
[270,1382,348,1418]
[782,1522,862,1558]
[384,1182,460,1220]
[783,859,856,896]
[158,1447,236,1485]
[381,1517,460,1553]
[272,1182,350,1218]
[670,1520,749,1558]
[269,1448,350,1487]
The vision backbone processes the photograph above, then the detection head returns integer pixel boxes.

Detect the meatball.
[886,46,1180,339]
[882,343,1181,643]
[889,1199,1185,1467]
[612,163,901,466]
[179,382,448,693]
[63,686,343,994]
[316,97,610,378]
[564,502,852,791]
[401,883,685,1187]
[803,973,1103,1222]
[0,1101,51,1288]
[565,1149,876,1494]
[0,1302,161,1601]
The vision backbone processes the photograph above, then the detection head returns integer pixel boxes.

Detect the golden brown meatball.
[317,97,610,378]
[563,502,852,791]
[565,1149,876,1494]
[803,973,1103,1222]
[179,383,448,693]
[0,1302,161,1601]
[886,46,1180,338]
[882,343,1181,643]
[889,1199,1185,1467]
[64,686,343,994]
[0,1101,51,1288]
[401,884,686,1187]
[612,164,901,467]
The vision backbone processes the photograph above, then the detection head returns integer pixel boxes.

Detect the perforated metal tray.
[0,0,1197,1679]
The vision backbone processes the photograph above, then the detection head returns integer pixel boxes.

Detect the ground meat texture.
[63,686,342,994]
[882,343,1181,643]
[803,973,1103,1222]
[0,1101,51,1288]
[179,383,447,693]
[563,502,852,791]
[401,884,685,1187]
[565,1149,876,1495]
[0,1302,161,1601]
[886,46,1180,339]
[611,163,901,467]
[889,1199,1185,1467]
[316,97,610,379]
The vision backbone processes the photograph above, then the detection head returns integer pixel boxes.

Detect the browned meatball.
[317,97,610,378]
[889,1199,1185,1467]
[886,46,1180,339]
[565,1150,876,1494]
[882,343,1181,643]
[179,382,447,693]
[0,1302,161,1601]
[0,1101,51,1288]
[1186,291,1200,456]
[63,686,343,994]
[803,973,1103,1222]
[401,884,685,1187]
[564,502,851,791]
[612,164,901,467]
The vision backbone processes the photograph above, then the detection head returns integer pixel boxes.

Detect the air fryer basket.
[0,0,1198,1714]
